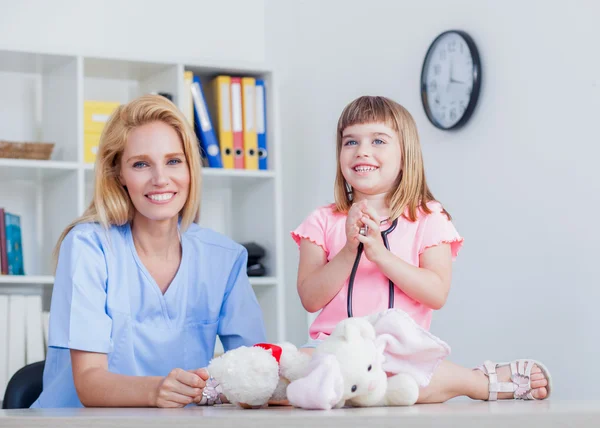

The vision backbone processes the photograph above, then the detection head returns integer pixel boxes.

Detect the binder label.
[191,82,212,132]
[91,113,110,123]
[244,84,255,131]
[231,83,243,132]
[256,85,265,134]
[219,82,231,131]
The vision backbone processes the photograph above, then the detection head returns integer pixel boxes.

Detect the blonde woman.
[31,95,265,408]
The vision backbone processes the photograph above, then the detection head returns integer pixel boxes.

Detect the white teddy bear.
[205,341,311,407]
[287,316,420,409]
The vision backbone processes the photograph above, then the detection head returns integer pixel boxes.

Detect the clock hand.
[449,60,465,84]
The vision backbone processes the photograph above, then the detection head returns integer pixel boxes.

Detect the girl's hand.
[345,200,368,251]
[356,205,388,264]
[151,368,207,408]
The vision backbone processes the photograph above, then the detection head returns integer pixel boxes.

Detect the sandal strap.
[476,360,535,401]
[510,359,535,400]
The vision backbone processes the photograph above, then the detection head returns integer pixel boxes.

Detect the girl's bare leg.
[417,360,548,403]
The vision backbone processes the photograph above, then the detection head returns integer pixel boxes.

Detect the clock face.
[421,30,481,130]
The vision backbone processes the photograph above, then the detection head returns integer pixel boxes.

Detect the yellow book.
[211,75,234,169]
[241,77,258,170]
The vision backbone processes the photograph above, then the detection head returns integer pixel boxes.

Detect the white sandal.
[475,359,552,400]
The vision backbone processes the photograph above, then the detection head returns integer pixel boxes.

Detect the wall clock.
[421,30,482,130]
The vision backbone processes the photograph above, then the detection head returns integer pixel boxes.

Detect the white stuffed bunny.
[287,317,420,409]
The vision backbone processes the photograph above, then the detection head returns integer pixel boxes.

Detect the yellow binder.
[83,101,120,164]
[83,101,120,134]
[183,71,194,127]
[211,75,234,169]
[241,77,258,170]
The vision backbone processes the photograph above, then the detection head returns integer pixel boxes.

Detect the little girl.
[291,96,552,403]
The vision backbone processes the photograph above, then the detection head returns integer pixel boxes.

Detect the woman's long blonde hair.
[53,94,202,269]
[334,95,448,222]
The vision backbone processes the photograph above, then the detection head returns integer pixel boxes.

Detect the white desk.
[1,401,598,428]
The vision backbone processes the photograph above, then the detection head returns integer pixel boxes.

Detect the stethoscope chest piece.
[347,217,398,318]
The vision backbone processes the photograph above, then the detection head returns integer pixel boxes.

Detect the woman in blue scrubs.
[31,94,266,408]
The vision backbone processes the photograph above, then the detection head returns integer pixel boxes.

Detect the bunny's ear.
[342,321,361,343]
[335,318,376,343]
[287,353,344,410]
[370,309,451,387]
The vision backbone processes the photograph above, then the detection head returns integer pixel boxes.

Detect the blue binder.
[255,79,268,170]
[190,75,222,168]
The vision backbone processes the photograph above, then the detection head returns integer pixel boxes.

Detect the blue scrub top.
[31,221,266,408]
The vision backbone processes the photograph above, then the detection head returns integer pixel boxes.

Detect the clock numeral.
[434,64,441,75]
[448,41,456,52]
[434,95,441,105]
[439,50,447,61]
[429,80,438,92]
[459,42,464,54]
[449,109,457,121]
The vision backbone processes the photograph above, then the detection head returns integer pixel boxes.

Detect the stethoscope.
[347,217,398,318]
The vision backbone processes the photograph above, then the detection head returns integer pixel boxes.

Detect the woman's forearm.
[298,245,356,313]
[75,367,161,407]
[374,251,449,310]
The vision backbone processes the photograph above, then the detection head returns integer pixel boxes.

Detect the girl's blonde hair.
[53,94,202,269]
[334,95,449,221]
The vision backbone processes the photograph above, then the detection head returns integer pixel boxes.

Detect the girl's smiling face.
[340,122,402,199]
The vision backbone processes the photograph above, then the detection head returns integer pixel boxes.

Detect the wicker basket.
[0,140,55,160]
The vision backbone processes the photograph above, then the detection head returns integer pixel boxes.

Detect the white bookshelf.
[0,49,285,349]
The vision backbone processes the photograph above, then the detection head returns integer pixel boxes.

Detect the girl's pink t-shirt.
[291,201,463,339]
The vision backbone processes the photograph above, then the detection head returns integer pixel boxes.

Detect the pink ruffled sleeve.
[290,207,329,255]
[418,204,464,261]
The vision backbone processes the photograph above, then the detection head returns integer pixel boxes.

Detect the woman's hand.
[345,200,368,252]
[188,368,212,404]
[356,204,388,264]
[151,368,208,408]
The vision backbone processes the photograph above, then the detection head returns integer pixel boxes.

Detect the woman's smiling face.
[119,121,190,223]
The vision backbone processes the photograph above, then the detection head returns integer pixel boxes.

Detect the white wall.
[0,0,265,64]
[267,0,600,399]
